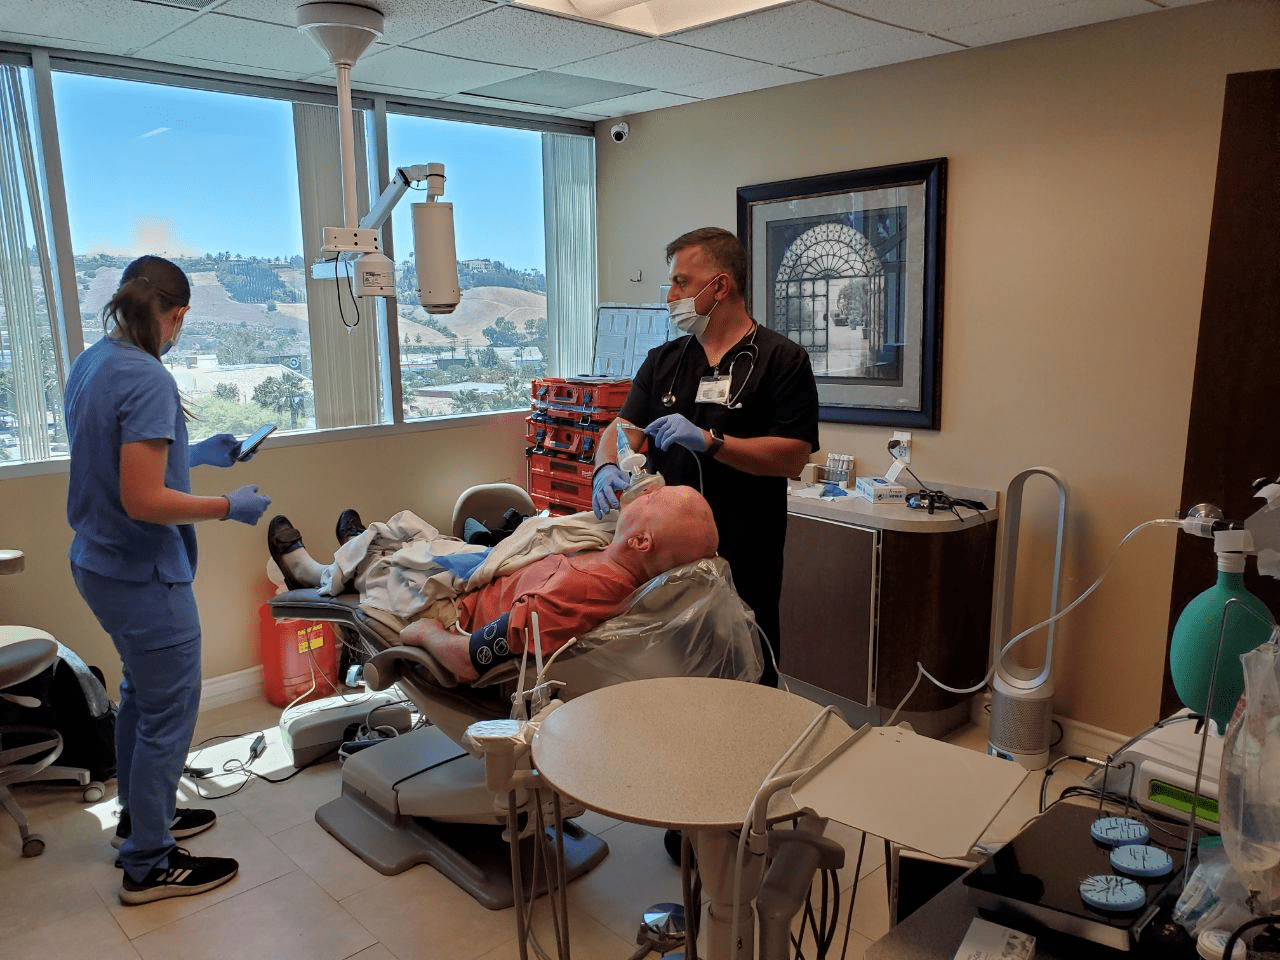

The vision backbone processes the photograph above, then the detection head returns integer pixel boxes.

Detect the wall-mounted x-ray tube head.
[413,197,460,315]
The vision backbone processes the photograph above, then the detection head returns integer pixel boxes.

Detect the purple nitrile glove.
[644,414,708,453]
[189,433,243,468]
[223,484,272,525]
[591,463,630,519]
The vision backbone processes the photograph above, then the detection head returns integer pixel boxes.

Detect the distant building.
[166,356,310,402]
[413,381,507,400]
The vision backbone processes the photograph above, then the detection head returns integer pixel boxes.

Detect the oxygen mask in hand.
[616,420,665,507]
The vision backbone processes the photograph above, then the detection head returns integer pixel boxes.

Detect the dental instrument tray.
[963,801,1185,951]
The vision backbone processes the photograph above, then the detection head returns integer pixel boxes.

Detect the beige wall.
[594,0,1280,736]
[0,413,528,691]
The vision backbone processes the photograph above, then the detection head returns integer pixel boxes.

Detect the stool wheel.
[83,782,105,803]
[21,834,45,858]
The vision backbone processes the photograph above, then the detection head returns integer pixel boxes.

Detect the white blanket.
[319,509,617,635]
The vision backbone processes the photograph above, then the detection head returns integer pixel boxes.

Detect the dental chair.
[267,485,763,909]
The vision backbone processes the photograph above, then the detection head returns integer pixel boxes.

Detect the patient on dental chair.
[269,485,719,686]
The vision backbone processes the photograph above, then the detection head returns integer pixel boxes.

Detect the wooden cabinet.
[780,502,998,736]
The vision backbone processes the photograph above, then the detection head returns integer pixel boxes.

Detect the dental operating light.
[297,1,461,314]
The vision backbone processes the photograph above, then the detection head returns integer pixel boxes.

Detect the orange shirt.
[457,552,639,655]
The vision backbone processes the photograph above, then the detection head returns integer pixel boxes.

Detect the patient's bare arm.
[399,618,480,684]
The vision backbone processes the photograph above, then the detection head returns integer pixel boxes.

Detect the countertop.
[787,480,999,533]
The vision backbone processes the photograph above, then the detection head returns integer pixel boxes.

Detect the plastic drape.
[1219,632,1280,914]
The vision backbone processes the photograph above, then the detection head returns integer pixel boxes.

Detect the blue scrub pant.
[71,565,202,882]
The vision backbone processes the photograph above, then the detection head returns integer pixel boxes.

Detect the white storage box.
[854,476,907,503]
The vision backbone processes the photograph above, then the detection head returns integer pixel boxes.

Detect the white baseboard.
[968,692,1126,761]
[200,665,263,711]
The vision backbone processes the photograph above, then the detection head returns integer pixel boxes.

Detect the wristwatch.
[706,428,724,459]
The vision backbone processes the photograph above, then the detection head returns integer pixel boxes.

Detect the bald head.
[615,484,718,578]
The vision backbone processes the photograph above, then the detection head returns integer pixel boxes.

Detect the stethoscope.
[661,324,760,410]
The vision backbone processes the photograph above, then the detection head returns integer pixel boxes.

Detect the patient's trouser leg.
[72,567,202,881]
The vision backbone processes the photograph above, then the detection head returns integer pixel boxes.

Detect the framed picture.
[736,158,946,428]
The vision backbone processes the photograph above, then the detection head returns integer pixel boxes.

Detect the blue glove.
[644,414,708,453]
[592,463,630,519]
[223,484,271,525]
[189,434,243,468]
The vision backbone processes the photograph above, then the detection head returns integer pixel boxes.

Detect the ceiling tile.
[564,38,769,88]
[667,63,817,100]
[575,88,700,118]
[141,11,330,72]
[937,0,1157,46]
[787,33,962,75]
[671,1,918,63]
[405,5,645,70]
[353,45,526,94]
[0,0,197,54]
[215,0,499,45]
[463,70,649,108]
[821,0,1065,33]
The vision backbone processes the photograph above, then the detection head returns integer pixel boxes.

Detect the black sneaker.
[119,848,238,905]
[112,808,217,849]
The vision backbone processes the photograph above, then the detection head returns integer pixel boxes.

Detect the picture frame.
[736,158,946,428]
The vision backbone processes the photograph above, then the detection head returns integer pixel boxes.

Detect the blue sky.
[51,73,546,271]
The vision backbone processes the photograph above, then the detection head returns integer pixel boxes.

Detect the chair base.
[316,784,608,909]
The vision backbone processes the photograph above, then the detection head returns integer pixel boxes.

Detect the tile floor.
[0,696,1091,960]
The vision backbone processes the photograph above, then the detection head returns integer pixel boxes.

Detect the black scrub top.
[618,324,819,652]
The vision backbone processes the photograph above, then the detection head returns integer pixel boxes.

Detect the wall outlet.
[891,430,912,463]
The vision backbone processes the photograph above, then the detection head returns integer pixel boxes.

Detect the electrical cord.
[333,256,360,329]
[837,830,867,960]
[886,517,1181,724]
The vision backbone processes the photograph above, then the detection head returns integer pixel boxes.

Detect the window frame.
[0,41,594,474]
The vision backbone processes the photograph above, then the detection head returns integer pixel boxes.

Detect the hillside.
[76,266,544,348]
[398,286,546,347]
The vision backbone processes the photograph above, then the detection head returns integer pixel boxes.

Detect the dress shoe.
[335,508,366,545]
[267,515,307,590]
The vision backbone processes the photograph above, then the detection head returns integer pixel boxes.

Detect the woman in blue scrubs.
[64,255,272,905]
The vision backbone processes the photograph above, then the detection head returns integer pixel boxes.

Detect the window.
[0,63,66,463]
[386,114,547,421]
[52,73,315,441]
[0,51,594,468]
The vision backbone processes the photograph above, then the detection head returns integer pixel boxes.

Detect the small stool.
[0,636,62,857]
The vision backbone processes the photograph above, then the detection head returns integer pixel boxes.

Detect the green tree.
[478,345,500,368]
[482,316,521,347]
[213,383,240,402]
[252,372,311,429]
[217,328,263,366]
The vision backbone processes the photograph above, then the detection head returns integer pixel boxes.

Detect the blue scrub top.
[64,336,198,583]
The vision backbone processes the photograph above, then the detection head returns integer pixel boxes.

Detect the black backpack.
[0,644,117,783]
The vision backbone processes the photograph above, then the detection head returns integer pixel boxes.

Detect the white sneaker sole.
[118,865,237,905]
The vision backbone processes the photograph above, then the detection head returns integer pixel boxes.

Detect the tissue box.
[951,918,1035,960]
[854,476,907,502]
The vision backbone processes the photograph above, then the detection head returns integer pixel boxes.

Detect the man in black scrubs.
[593,227,819,687]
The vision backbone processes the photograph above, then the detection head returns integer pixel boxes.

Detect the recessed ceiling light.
[512,0,793,36]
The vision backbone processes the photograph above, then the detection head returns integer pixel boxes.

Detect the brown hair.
[101,255,191,359]
[665,227,749,300]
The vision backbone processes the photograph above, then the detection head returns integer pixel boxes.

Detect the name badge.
[696,375,731,405]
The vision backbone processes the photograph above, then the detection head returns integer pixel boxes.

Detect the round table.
[531,676,854,959]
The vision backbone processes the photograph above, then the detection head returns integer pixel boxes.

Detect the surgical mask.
[161,316,185,356]
[667,275,723,338]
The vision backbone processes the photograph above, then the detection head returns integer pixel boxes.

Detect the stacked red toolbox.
[526,376,630,515]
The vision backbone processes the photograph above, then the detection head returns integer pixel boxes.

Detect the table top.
[531,676,854,830]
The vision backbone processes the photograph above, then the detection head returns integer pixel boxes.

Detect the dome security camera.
[609,122,629,143]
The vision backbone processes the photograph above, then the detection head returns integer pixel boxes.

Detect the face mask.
[161,313,185,356]
[668,275,723,337]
